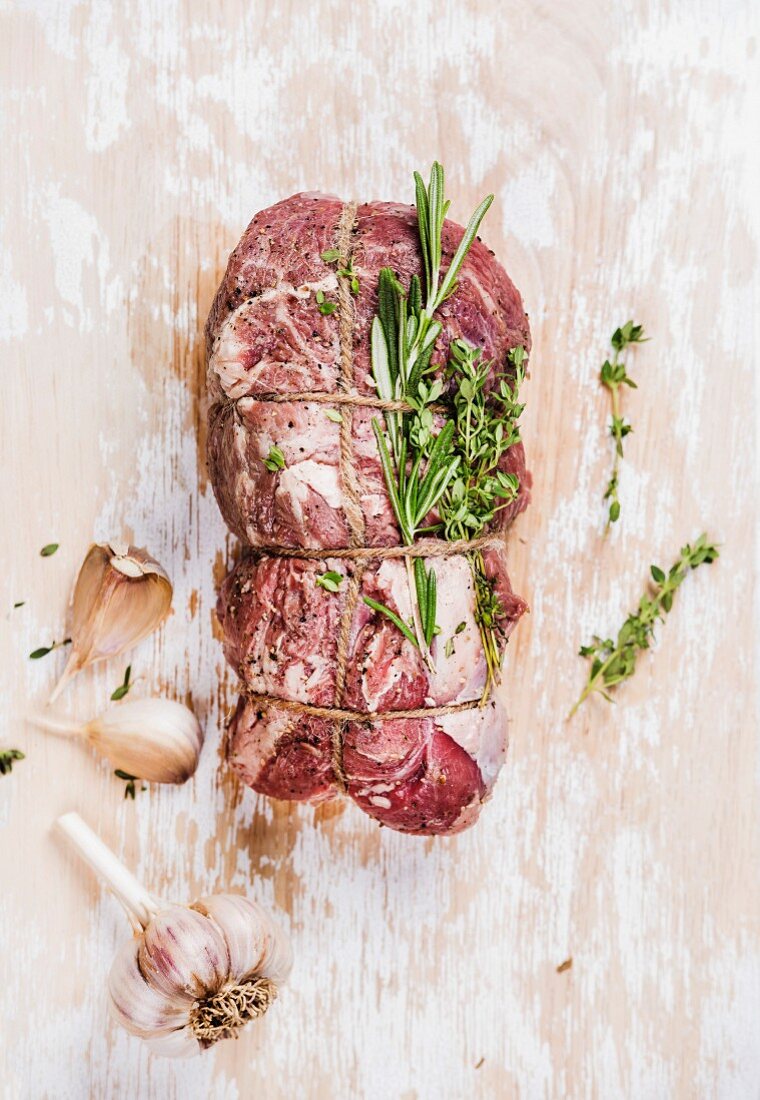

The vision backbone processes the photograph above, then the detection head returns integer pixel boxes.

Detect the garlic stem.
[28,713,84,738]
[56,812,159,929]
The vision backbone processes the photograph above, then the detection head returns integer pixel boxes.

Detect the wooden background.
[1,1,758,1097]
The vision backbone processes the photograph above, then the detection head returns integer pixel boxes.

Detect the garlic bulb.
[50,542,172,702]
[57,812,293,1058]
[32,698,204,783]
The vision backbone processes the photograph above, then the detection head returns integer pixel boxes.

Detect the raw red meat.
[207,191,530,835]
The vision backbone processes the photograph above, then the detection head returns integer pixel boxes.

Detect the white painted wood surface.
[1,2,758,1096]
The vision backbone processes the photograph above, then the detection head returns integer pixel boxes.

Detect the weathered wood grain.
[1,1,758,1097]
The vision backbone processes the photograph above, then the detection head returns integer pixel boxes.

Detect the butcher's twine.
[241,692,490,725]
[236,201,509,793]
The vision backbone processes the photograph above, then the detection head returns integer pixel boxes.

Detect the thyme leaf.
[316,571,343,593]
[29,638,71,659]
[40,543,59,557]
[111,665,132,701]
[0,749,24,776]
[315,289,337,316]
[263,445,286,472]
[114,769,145,799]
[568,534,719,717]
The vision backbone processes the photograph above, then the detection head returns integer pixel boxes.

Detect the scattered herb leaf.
[568,534,719,717]
[320,248,341,263]
[111,665,132,701]
[114,769,146,799]
[315,289,337,316]
[0,749,25,776]
[29,638,71,660]
[362,595,420,649]
[263,445,286,472]
[315,571,344,593]
[40,543,59,557]
[13,601,25,609]
[324,408,343,423]
[557,958,573,974]
[600,321,647,529]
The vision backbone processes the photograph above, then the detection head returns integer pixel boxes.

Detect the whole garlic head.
[110,894,293,1057]
[56,813,293,1058]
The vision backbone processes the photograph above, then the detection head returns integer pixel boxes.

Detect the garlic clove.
[138,905,230,1002]
[50,542,172,702]
[31,698,204,785]
[87,698,203,783]
[193,894,293,985]
[145,1026,200,1059]
[109,937,190,1038]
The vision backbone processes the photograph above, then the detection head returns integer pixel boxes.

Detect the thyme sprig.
[600,321,647,528]
[568,534,719,717]
[439,341,525,542]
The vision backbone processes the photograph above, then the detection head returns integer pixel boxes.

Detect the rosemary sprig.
[568,534,719,717]
[600,321,647,528]
[0,749,25,776]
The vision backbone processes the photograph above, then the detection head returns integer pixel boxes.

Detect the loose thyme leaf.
[263,445,286,472]
[29,638,71,660]
[111,664,132,701]
[320,248,341,263]
[13,601,25,609]
[324,408,343,423]
[315,289,337,316]
[0,749,24,776]
[114,768,145,799]
[316,571,343,593]
[568,534,719,717]
[40,543,59,557]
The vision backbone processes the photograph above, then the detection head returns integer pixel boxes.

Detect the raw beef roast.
[207,191,531,835]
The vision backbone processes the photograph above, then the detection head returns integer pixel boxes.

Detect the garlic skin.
[109,896,293,1057]
[50,542,172,702]
[31,698,204,784]
[56,813,293,1059]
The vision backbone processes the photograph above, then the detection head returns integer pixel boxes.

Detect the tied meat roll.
[207,189,531,835]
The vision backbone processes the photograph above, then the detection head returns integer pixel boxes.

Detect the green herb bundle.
[367,163,526,695]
